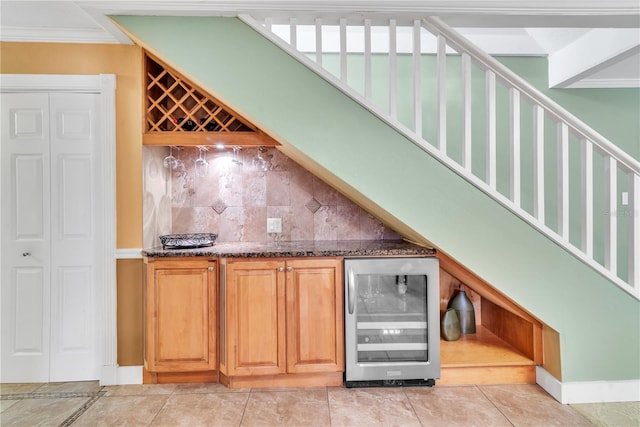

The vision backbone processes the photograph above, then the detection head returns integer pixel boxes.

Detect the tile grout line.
[1,391,103,400]
[58,391,106,427]
[237,387,253,426]
[402,388,425,427]
[475,385,516,427]
[323,387,333,427]
[146,388,175,427]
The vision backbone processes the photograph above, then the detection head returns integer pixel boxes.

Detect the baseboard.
[536,366,640,404]
[116,366,143,385]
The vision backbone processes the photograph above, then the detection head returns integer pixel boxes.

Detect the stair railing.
[240,14,640,300]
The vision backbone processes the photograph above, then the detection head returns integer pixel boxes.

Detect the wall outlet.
[267,217,282,233]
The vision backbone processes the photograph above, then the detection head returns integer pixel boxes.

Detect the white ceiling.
[1,0,639,88]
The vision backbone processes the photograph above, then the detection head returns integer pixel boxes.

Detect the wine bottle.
[199,116,220,131]
[174,117,197,131]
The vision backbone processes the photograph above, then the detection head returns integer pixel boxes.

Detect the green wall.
[114,15,640,383]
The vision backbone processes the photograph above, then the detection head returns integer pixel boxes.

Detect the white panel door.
[1,93,52,382]
[48,93,100,381]
[1,92,100,382]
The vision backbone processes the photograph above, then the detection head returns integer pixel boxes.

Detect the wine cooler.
[344,257,440,387]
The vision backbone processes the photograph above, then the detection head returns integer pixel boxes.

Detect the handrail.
[422,17,640,175]
[241,14,640,300]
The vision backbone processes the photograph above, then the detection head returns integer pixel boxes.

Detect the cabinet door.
[286,258,344,373]
[145,258,217,372]
[226,260,286,376]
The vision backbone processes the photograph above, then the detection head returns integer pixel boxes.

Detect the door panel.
[156,269,209,362]
[14,155,46,239]
[49,93,99,381]
[59,267,93,351]
[14,268,46,353]
[1,93,51,382]
[59,155,93,239]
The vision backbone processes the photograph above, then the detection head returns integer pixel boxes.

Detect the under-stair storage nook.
[437,253,544,386]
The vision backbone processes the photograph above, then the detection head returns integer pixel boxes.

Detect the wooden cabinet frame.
[144,257,218,380]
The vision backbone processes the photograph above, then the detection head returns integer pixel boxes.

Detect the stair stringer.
[112,15,640,384]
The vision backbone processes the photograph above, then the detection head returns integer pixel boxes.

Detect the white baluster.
[510,88,521,206]
[558,123,570,240]
[389,19,397,118]
[533,105,545,223]
[630,171,640,289]
[486,70,496,189]
[462,53,472,171]
[437,33,447,152]
[604,155,618,275]
[315,18,323,66]
[339,18,347,83]
[413,20,422,137]
[364,19,372,99]
[581,139,594,257]
[289,18,297,49]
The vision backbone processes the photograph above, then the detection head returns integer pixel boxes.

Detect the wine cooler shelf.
[143,52,277,146]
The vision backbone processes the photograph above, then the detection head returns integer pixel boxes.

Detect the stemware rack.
[144,51,278,147]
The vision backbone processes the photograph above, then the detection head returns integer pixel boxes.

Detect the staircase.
[241,14,640,301]
[114,14,640,387]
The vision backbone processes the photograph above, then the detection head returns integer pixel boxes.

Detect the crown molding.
[567,78,640,88]
[1,25,120,44]
[82,1,640,15]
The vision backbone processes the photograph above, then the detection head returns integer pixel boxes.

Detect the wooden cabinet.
[144,257,217,376]
[221,257,344,388]
[286,259,344,374]
[224,259,286,376]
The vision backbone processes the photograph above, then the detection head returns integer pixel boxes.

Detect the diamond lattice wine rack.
[143,52,277,146]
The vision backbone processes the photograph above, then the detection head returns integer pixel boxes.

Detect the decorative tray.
[159,233,217,249]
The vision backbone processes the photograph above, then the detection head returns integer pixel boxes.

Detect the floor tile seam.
[401,387,425,427]
[58,393,102,427]
[1,390,106,400]
[475,385,516,426]
[238,387,258,426]
[145,393,172,427]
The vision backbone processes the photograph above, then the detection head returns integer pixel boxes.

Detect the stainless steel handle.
[22,252,31,257]
[347,268,356,315]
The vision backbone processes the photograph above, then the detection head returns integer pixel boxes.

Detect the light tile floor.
[1,381,639,426]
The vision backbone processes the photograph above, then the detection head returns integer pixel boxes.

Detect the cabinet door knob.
[286,266,293,272]
[208,266,214,271]
[278,266,284,272]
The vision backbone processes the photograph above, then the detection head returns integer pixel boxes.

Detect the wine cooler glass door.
[355,274,428,364]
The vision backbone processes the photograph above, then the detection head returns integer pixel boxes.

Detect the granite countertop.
[142,239,436,258]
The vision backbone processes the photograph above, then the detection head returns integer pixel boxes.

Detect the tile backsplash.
[143,146,401,248]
